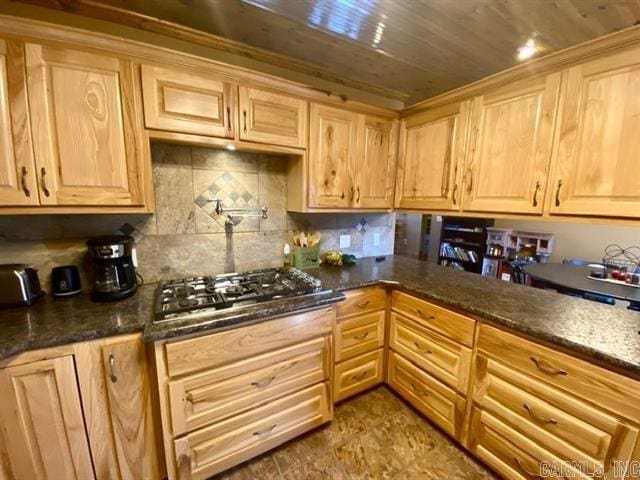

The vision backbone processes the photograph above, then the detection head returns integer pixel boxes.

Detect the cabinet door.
[462,74,560,214]
[308,104,358,208]
[141,64,235,139]
[395,102,471,211]
[0,40,38,206]
[549,46,640,218]
[238,86,307,148]
[26,43,144,206]
[0,356,94,479]
[102,337,161,480]
[354,116,397,208]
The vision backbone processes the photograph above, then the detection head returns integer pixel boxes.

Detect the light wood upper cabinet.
[141,64,235,139]
[0,355,95,479]
[395,101,471,211]
[0,40,38,207]
[308,103,358,208]
[355,115,397,208]
[549,46,640,219]
[238,86,307,148]
[25,43,145,206]
[461,73,561,214]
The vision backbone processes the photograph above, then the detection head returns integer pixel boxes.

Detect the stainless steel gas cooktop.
[154,267,323,322]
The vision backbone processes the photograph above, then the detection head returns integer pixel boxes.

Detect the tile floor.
[213,386,497,479]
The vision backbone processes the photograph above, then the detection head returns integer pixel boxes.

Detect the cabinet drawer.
[173,383,331,480]
[169,337,331,435]
[336,287,387,319]
[335,310,385,362]
[387,352,465,439]
[391,291,475,347]
[478,324,640,423]
[141,64,234,138]
[165,307,335,377]
[389,312,472,393]
[238,86,307,148]
[472,354,638,474]
[468,408,593,480]
[334,349,384,402]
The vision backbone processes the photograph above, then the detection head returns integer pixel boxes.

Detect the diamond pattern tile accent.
[194,171,259,227]
[356,218,369,234]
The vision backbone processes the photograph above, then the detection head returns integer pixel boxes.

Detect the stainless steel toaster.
[0,264,44,307]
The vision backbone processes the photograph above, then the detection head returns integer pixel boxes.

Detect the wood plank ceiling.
[16,0,640,107]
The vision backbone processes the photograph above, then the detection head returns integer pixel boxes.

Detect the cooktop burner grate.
[154,267,322,321]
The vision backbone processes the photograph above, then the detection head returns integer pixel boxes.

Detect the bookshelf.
[438,217,494,274]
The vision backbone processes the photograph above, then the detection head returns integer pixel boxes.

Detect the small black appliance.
[51,265,82,297]
[87,235,138,301]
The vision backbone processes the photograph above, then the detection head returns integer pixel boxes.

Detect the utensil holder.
[292,245,320,269]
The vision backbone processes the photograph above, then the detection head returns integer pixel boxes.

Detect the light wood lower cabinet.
[389,312,472,393]
[333,288,388,401]
[174,383,331,480]
[0,334,160,480]
[154,307,335,480]
[0,355,95,479]
[387,352,466,439]
[334,348,384,402]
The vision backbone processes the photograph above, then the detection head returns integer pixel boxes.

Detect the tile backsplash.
[0,143,395,290]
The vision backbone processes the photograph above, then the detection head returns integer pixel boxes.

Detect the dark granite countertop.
[0,284,155,361]
[2,256,639,377]
[307,256,640,376]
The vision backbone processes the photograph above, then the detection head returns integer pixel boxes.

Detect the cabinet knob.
[108,354,117,383]
[21,166,30,197]
[356,186,360,203]
[243,110,247,133]
[451,184,458,205]
[226,106,231,131]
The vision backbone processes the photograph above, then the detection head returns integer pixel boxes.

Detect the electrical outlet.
[339,234,351,249]
[373,232,381,246]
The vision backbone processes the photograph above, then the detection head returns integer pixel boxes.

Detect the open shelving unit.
[438,217,494,274]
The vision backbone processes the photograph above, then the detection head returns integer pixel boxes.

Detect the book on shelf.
[439,243,478,263]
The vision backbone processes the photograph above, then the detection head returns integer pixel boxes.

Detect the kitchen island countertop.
[1,256,639,377]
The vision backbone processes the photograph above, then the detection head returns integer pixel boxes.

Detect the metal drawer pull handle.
[415,309,435,320]
[356,186,360,203]
[451,183,458,205]
[530,356,567,376]
[253,424,277,436]
[21,167,31,197]
[413,341,432,355]
[40,167,50,197]
[555,179,563,207]
[251,375,276,388]
[523,403,557,425]
[243,110,247,133]
[185,392,194,403]
[108,354,117,383]
[514,458,542,479]
[226,106,231,131]
[352,371,369,381]
[532,180,540,207]
[410,382,429,397]
[356,300,370,309]
[353,331,369,341]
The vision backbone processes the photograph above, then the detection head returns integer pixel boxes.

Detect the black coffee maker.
[87,235,138,301]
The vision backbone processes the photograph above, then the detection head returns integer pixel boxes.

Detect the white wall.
[493,219,640,263]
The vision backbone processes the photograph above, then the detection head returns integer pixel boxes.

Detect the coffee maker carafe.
[87,235,138,301]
